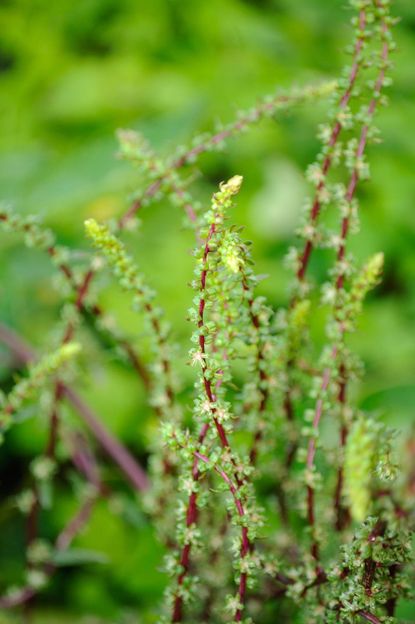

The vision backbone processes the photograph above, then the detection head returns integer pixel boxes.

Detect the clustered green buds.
[345,417,399,522]
[0,1,409,623]
[344,418,380,522]
[84,217,181,545]
[84,218,175,409]
[0,206,71,285]
[0,342,80,436]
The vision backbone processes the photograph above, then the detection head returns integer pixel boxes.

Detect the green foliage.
[0,342,80,436]
[0,1,414,624]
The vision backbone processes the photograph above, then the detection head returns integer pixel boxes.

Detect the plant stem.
[304,11,392,566]
[0,494,98,609]
[119,83,335,229]
[296,7,368,282]
[0,323,149,493]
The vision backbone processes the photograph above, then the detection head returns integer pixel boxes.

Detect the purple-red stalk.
[0,323,149,493]
[172,218,252,622]
[305,18,391,564]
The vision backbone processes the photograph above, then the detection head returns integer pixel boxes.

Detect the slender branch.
[55,495,97,552]
[172,217,219,623]
[0,494,98,609]
[333,418,350,530]
[332,14,391,528]
[26,383,63,552]
[0,323,149,493]
[0,211,75,287]
[67,430,108,493]
[304,12,392,566]
[203,454,251,623]
[296,7,368,282]
[0,424,105,610]
[242,276,271,467]
[362,520,386,596]
[358,610,382,624]
[172,423,208,623]
[172,179,253,622]
[62,387,150,493]
[118,82,335,229]
[192,210,252,624]
[306,356,336,565]
[24,267,90,555]
[281,7,370,474]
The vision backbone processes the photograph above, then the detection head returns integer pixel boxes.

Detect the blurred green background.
[0,0,414,621]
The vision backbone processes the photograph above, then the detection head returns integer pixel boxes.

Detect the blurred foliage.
[0,0,414,621]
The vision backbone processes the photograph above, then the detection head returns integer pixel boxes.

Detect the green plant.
[0,1,413,623]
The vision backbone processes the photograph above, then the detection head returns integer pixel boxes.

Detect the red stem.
[296,8,367,282]
[241,279,271,467]
[118,90,317,229]
[173,213,253,621]
[0,495,98,609]
[282,9,369,473]
[304,18,391,565]
[358,610,382,624]
[0,323,150,493]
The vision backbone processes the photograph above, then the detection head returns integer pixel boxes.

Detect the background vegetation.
[0,0,414,621]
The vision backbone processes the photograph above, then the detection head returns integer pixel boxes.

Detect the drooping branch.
[118,82,336,229]
[0,322,149,493]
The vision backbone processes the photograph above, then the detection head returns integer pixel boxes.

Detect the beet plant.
[0,1,413,623]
